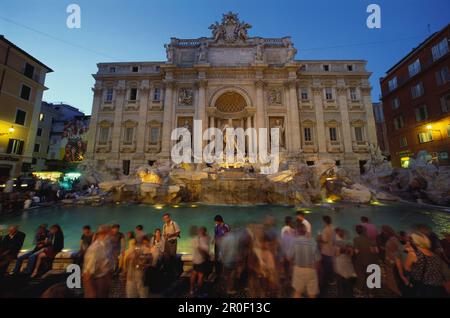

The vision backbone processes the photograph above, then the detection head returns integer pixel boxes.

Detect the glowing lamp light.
[190,204,198,208]
[8,126,15,133]
[426,124,433,130]
[173,205,180,208]
[154,204,164,210]
[326,198,335,204]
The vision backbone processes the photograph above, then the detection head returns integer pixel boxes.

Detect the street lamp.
[0,126,14,136]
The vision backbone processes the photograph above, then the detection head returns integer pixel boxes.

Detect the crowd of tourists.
[0,211,449,298]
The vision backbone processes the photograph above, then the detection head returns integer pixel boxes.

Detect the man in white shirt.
[162,213,181,278]
[318,215,336,296]
[83,225,115,298]
[296,211,312,238]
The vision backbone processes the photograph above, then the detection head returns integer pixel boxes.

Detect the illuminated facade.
[87,13,377,177]
[0,36,52,178]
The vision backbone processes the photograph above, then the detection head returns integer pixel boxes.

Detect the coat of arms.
[209,12,252,43]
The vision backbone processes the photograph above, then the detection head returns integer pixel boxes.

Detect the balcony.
[96,141,111,153]
[125,100,139,111]
[327,141,343,153]
[101,101,115,111]
[352,141,369,153]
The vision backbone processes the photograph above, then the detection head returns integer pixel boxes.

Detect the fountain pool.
[0,202,448,254]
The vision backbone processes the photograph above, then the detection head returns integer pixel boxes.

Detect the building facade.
[0,36,52,179]
[372,102,389,155]
[86,13,377,176]
[380,24,450,168]
[41,102,89,171]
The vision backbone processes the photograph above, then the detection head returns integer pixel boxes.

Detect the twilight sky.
[0,0,449,114]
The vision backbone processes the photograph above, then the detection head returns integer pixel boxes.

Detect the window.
[99,127,110,144]
[306,161,315,166]
[436,67,450,85]
[388,77,398,91]
[441,93,450,112]
[24,63,35,79]
[153,87,161,101]
[123,160,131,175]
[323,64,330,71]
[325,87,333,100]
[300,65,307,71]
[124,127,134,144]
[399,137,408,147]
[150,127,160,145]
[393,116,404,130]
[432,38,449,61]
[132,66,139,73]
[354,127,363,142]
[109,66,116,73]
[349,87,358,101]
[37,128,42,136]
[347,65,354,71]
[411,82,424,99]
[335,160,341,166]
[105,88,114,102]
[32,158,37,165]
[415,105,428,122]
[6,139,24,155]
[408,59,421,77]
[15,109,26,125]
[391,97,400,110]
[20,85,31,100]
[39,113,44,121]
[438,152,449,161]
[300,88,309,100]
[155,66,160,72]
[329,127,337,141]
[33,144,40,152]
[304,127,312,142]
[418,131,433,143]
[129,88,138,101]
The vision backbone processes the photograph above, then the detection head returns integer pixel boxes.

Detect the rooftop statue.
[209,12,252,43]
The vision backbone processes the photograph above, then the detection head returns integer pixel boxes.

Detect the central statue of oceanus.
[209,12,252,43]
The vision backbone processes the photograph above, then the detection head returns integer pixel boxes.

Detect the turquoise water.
[0,202,449,254]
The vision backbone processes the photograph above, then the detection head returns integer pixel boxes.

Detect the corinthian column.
[135,80,150,157]
[196,79,207,133]
[86,83,102,159]
[160,80,174,158]
[312,86,326,154]
[287,80,301,154]
[255,80,266,131]
[337,86,353,153]
[111,80,126,160]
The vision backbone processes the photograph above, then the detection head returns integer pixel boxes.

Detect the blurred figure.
[288,223,321,298]
[83,225,114,298]
[29,224,64,278]
[190,226,211,296]
[280,216,296,279]
[383,225,406,296]
[75,225,93,265]
[213,215,230,278]
[296,211,312,238]
[317,215,335,296]
[405,232,448,298]
[11,225,46,275]
[149,228,164,267]
[135,225,145,246]
[440,232,450,265]
[353,225,379,295]
[416,224,448,264]
[125,240,151,298]
[110,224,125,274]
[162,213,181,278]
[334,228,356,297]
[219,228,240,295]
[360,216,378,242]
[120,231,137,272]
[0,225,25,275]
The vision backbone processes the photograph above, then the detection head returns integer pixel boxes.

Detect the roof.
[383,24,450,77]
[0,35,53,72]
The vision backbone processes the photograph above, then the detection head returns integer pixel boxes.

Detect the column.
[255,80,265,131]
[362,87,378,145]
[135,80,150,157]
[160,81,174,158]
[86,85,103,159]
[196,80,207,132]
[312,87,327,154]
[287,80,301,154]
[111,81,126,160]
[337,86,353,153]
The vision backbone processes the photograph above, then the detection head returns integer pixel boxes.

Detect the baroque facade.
[86,12,377,176]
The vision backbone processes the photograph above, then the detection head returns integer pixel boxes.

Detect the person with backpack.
[162,213,181,278]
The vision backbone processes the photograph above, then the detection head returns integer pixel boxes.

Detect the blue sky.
[1,0,449,114]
